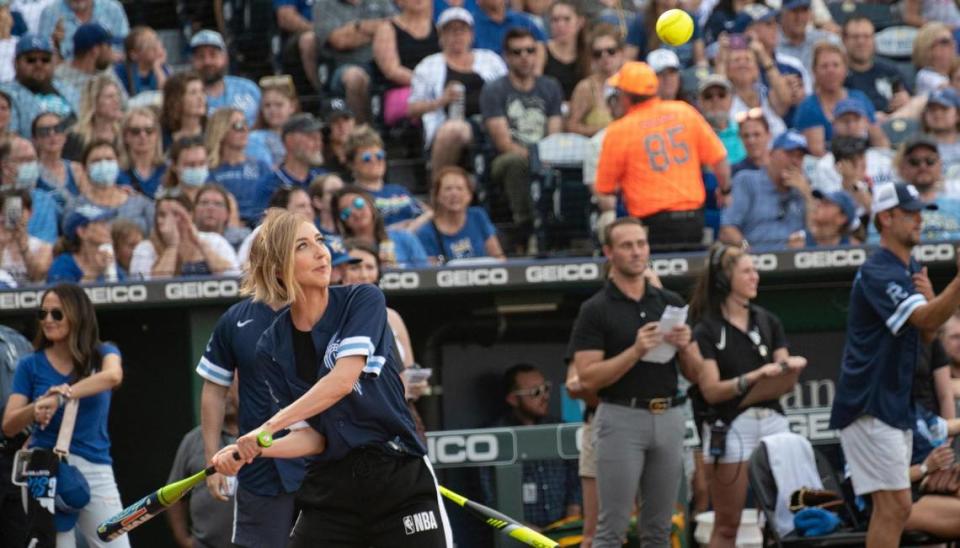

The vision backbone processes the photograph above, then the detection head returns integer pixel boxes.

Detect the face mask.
[89,160,119,187]
[15,161,39,190]
[180,166,209,187]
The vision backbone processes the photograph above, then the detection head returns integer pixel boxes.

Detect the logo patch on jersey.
[402,511,438,535]
[236,319,253,328]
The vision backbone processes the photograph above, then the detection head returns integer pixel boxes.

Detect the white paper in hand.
[641,305,689,364]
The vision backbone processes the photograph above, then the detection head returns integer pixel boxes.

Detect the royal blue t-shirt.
[211,159,274,225]
[12,343,120,464]
[386,229,429,268]
[792,89,875,143]
[113,62,170,95]
[47,253,127,284]
[369,184,423,227]
[830,248,925,431]
[256,164,329,206]
[28,188,59,243]
[470,7,546,54]
[118,165,167,198]
[256,284,424,465]
[273,0,315,21]
[415,207,496,260]
[196,298,305,496]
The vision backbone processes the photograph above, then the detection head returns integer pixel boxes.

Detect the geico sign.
[0,289,46,310]
[436,268,508,288]
[525,263,600,283]
[913,243,954,262]
[84,285,148,304]
[649,258,689,277]
[164,279,239,300]
[427,434,501,465]
[749,253,778,271]
[794,248,866,269]
[380,271,420,290]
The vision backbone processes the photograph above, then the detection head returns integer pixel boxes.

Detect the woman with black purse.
[1,283,127,547]
[690,243,807,548]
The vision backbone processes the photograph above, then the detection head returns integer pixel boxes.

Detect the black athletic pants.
[290,447,450,547]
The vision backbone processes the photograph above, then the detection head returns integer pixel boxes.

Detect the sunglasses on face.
[735,107,764,124]
[340,196,367,221]
[908,156,939,167]
[592,47,619,59]
[361,150,385,163]
[37,308,64,322]
[126,125,156,136]
[702,90,728,101]
[508,46,537,56]
[512,382,551,398]
[34,123,65,138]
[22,55,52,65]
[230,121,248,132]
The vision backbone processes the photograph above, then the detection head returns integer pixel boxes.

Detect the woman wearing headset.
[689,243,807,548]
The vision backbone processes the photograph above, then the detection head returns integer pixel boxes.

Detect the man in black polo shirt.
[570,217,700,548]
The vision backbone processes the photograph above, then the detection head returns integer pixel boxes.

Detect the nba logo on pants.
[403,511,438,535]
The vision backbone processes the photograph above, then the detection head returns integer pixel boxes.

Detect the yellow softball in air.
[656,9,694,47]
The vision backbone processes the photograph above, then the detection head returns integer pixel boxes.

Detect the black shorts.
[290,448,451,547]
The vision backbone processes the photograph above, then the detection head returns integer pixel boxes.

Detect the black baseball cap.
[282,113,323,137]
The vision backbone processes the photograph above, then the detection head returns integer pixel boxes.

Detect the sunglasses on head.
[23,55,52,65]
[512,382,551,398]
[735,107,764,124]
[126,125,155,136]
[37,308,64,322]
[592,47,619,59]
[230,121,248,132]
[34,122,66,138]
[340,196,367,221]
[508,46,537,56]
[361,150,385,163]
[908,156,938,167]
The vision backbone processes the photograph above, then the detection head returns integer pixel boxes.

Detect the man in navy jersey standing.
[830,182,960,548]
[197,295,303,547]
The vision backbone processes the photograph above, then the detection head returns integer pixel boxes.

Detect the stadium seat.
[749,440,948,547]
[530,133,595,255]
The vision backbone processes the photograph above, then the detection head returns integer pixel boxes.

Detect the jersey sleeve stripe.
[361,355,386,377]
[886,293,926,335]
[196,356,234,386]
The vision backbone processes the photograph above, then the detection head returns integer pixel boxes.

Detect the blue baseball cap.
[812,189,860,230]
[783,0,812,10]
[63,204,117,241]
[733,4,777,33]
[928,88,959,109]
[54,462,91,532]
[15,33,53,57]
[794,507,840,537]
[73,22,112,54]
[190,29,226,51]
[872,182,938,213]
[771,130,810,154]
[326,236,360,267]
[833,98,868,119]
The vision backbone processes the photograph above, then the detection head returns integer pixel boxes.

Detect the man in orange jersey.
[594,62,731,252]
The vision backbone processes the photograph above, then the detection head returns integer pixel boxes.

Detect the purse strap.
[54,398,79,458]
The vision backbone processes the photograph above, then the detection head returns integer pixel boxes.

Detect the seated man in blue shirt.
[189,30,261,127]
[256,113,328,205]
[0,137,59,243]
[1,34,73,137]
[719,130,812,249]
[471,0,545,58]
[896,135,960,242]
[38,0,130,59]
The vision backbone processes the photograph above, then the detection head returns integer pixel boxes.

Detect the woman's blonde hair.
[73,75,122,149]
[255,80,300,130]
[119,106,163,169]
[913,22,952,68]
[204,108,242,169]
[242,208,306,307]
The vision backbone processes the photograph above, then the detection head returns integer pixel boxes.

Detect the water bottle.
[99,243,118,283]
[928,415,949,448]
[448,82,466,120]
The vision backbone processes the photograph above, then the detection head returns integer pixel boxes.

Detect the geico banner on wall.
[0,284,150,310]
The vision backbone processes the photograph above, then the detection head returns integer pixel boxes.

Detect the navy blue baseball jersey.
[196,298,305,496]
[256,284,423,464]
[830,248,925,431]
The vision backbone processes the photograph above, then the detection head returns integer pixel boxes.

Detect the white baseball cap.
[646,49,680,74]
[438,7,474,28]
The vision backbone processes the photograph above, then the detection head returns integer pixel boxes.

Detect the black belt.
[642,209,702,221]
[602,394,687,414]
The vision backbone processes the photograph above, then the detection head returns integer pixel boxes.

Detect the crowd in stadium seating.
[0,0,957,287]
